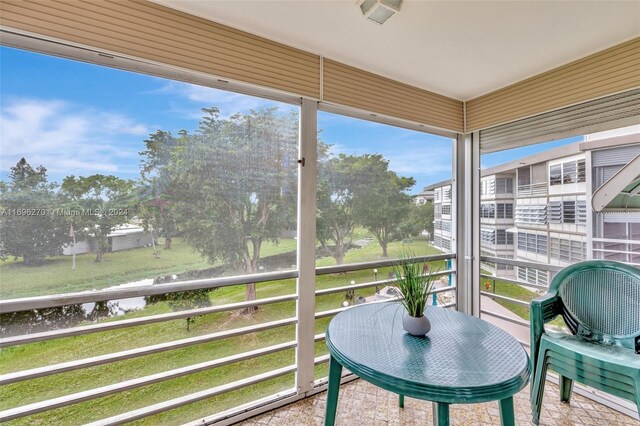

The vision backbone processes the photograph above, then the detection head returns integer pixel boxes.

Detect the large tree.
[317,153,415,262]
[138,130,185,250]
[61,174,135,262]
[316,154,361,265]
[0,159,69,264]
[164,107,298,310]
[351,154,415,257]
[399,202,434,239]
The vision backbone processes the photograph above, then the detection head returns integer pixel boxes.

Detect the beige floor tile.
[237,380,639,425]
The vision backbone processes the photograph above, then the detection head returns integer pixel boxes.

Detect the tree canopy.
[60,174,135,262]
[317,153,417,262]
[140,107,299,307]
[0,159,69,264]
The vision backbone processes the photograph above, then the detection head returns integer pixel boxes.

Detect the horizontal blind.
[592,144,640,167]
[322,59,464,133]
[467,37,640,131]
[0,0,321,99]
[479,88,640,153]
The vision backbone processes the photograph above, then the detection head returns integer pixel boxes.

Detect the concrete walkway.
[480,296,531,345]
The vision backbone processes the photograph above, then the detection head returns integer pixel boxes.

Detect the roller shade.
[0,0,321,99]
[467,37,640,131]
[322,59,464,132]
[479,88,640,154]
[592,144,640,167]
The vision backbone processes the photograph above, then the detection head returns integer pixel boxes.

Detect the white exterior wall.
[110,231,154,252]
[62,240,94,256]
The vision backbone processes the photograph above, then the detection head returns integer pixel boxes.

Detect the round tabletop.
[326,302,530,404]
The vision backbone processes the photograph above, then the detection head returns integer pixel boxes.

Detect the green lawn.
[0,236,450,425]
[0,238,297,299]
[482,275,565,328]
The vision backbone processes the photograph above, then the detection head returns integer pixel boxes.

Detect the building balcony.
[2,254,638,425]
[1,2,640,425]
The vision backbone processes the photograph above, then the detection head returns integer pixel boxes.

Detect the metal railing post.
[296,98,318,395]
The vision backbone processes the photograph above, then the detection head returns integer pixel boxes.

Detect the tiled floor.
[239,379,640,425]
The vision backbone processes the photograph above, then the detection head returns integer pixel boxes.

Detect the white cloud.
[152,81,283,117]
[0,97,149,179]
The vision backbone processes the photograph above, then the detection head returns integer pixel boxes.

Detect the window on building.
[481,228,496,245]
[442,204,452,215]
[532,163,547,185]
[559,238,571,261]
[480,203,495,218]
[562,161,577,184]
[550,164,562,185]
[496,229,513,245]
[495,177,513,194]
[577,159,586,182]
[550,237,586,263]
[496,203,513,219]
[518,166,531,187]
[549,201,562,223]
[441,237,452,251]
[515,204,547,224]
[571,240,585,262]
[518,232,547,255]
[481,178,496,196]
[549,200,586,224]
[550,237,559,259]
[576,200,587,224]
[601,221,629,261]
[563,201,576,223]
[443,186,452,202]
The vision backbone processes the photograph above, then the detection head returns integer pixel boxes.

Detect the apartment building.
[426,127,640,282]
[479,171,516,277]
[413,189,434,205]
[582,127,640,267]
[513,146,587,286]
[427,180,453,253]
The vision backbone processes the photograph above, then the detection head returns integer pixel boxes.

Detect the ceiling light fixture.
[357,0,403,25]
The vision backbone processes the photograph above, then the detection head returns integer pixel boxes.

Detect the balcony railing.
[480,256,562,347]
[0,254,456,424]
[591,237,640,267]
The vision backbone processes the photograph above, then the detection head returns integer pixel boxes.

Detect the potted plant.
[394,251,439,336]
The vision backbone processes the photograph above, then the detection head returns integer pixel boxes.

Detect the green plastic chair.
[530,260,640,425]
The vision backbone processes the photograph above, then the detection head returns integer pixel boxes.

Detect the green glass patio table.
[324,302,530,426]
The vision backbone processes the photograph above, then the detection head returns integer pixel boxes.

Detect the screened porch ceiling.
[152,0,640,100]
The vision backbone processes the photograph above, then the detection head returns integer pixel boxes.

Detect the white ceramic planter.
[403,314,431,337]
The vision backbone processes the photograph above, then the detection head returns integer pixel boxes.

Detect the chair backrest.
[549,260,640,350]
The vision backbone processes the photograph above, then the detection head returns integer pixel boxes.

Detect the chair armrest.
[530,292,559,379]
[531,292,560,325]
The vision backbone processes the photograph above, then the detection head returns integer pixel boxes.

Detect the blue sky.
[1,46,581,194]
